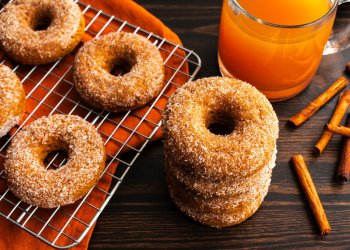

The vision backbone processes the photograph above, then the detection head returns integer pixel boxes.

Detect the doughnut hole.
[110,59,133,76]
[206,109,236,136]
[30,8,54,31]
[44,150,69,170]
[109,52,137,77]
[42,142,69,170]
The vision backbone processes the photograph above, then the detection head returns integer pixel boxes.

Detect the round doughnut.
[165,148,276,198]
[166,168,271,214]
[0,0,85,65]
[73,32,165,112]
[169,188,268,228]
[163,77,279,180]
[0,65,25,138]
[4,114,106,208]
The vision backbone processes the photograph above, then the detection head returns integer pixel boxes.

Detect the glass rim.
[229,0,339,28]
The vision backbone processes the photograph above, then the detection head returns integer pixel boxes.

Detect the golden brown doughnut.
[163,77,279,180]
[166,165,272,214]
[0,0,85,65]
[0,65,25,138]
[169,187,267,228]
[165,148,276,198]
[73,32,165,112]
[4,114,106,208]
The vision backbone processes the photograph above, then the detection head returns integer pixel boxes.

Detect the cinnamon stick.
[289,77,348,126]
[291,155,331,235]
[326,124,350,137]
[314,89,350,155]
[336,115,350,182]
[346,62,350,75]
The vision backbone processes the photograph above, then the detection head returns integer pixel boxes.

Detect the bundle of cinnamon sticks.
[289,75,350,179]
[289,64,350,235]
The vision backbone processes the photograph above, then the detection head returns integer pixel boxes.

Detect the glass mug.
[218,0,349,102]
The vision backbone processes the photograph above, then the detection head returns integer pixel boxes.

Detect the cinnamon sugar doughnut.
[0,65,25,138]
[170,186,268,228]
[165,148,276,198]
[163,77,278,179]
[166,167,272,214]
[73,32,165,112]
[4,114,106,208]
[0,0,85,65]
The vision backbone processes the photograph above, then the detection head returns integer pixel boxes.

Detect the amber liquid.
[218,0,336,101]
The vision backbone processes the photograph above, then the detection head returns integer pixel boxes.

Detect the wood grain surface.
[89,1,350,249]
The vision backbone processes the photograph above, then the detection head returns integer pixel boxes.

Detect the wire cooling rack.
[0,1,201,248]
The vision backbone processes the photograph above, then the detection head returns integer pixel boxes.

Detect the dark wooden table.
[90,1,350,249]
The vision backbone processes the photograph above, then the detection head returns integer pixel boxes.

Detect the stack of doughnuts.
[163,77,279,228]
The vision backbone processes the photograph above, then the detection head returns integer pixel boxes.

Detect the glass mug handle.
[323,0,350,54]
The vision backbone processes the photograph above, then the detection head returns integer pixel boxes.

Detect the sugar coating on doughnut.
[0,0,84,64]
[163,77,279,179]
[5,114,106,208]
[170,185,268,228]
[166,148,275,213]
[0,65,25,138]
[165,148,277,198]
[73,32,165,112]
[168,159,272,228]
[0,117,20,139]
[167,172,271,214]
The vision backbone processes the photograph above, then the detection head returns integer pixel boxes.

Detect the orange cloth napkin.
[0,0,189,249]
